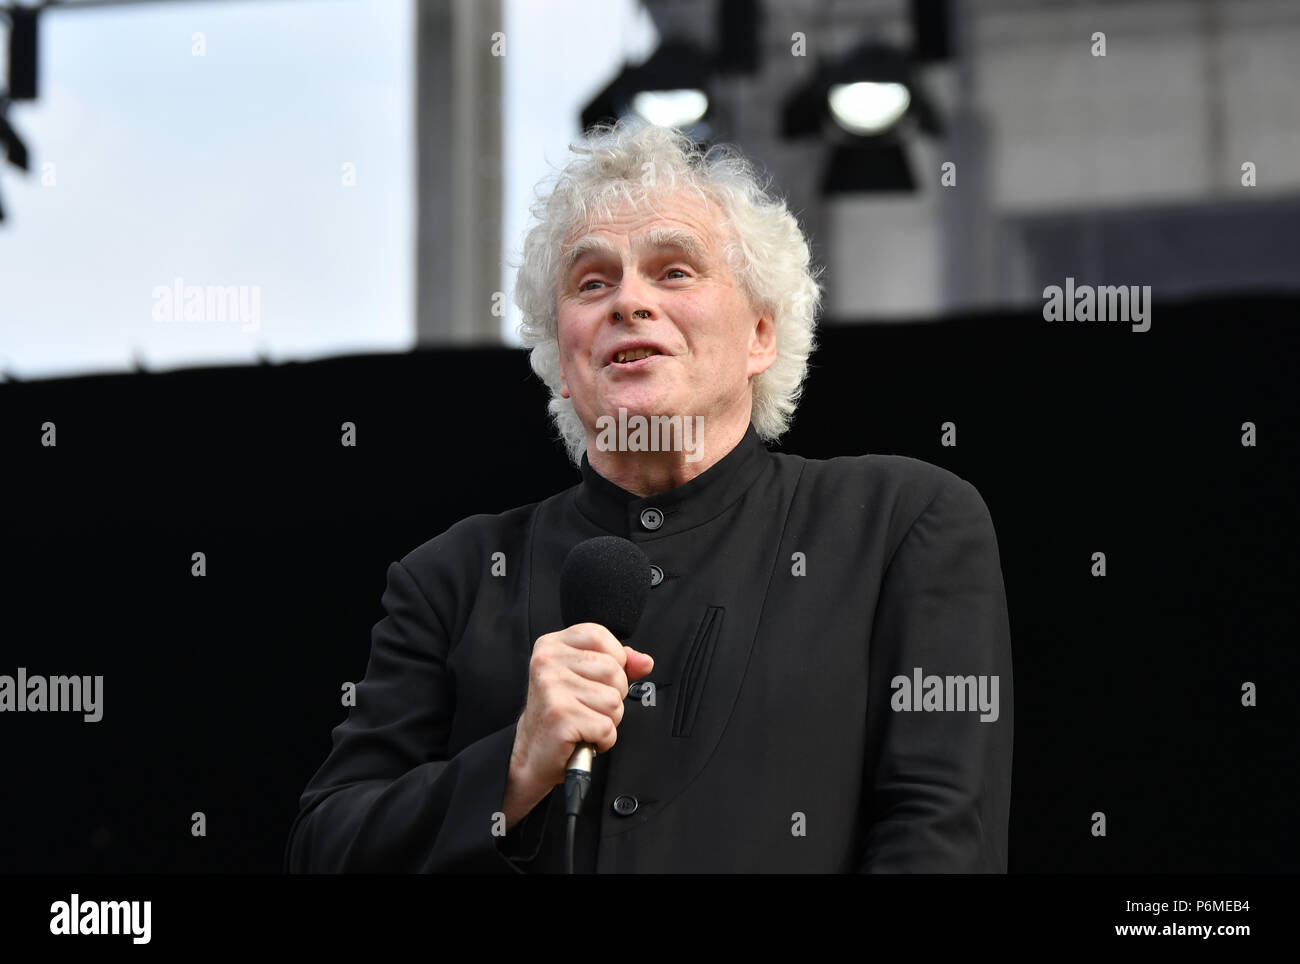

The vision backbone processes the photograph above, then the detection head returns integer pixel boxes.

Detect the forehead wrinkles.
[560,225,712,277]
[559,191,729,279]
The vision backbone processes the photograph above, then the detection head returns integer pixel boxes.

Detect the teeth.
[615,347,660,363]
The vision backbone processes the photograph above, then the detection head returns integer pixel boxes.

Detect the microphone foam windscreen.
[559,536,652,640]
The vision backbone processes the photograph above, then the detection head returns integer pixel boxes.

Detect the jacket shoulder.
[776,449,995,552]
[784,448,982,507]
[396,489,567,583]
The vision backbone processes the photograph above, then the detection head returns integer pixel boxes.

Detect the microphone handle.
[566,742,596,774]
[563,742,596,826]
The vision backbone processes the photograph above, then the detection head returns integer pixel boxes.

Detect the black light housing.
[7,4,40,101]
[580,39,715,137]
[715,0,761,75]
[0,102,29,172]
[820,137,916,195]
[578,0,762,139]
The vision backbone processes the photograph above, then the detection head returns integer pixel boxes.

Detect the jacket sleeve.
[858,476,1014,873]
[284,557,546,873]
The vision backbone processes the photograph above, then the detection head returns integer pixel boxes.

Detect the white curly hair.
[513,118,823,465]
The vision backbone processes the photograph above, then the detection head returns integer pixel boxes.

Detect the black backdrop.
[3,293,1296,873]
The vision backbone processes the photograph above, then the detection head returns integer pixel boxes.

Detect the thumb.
[623,646,654,681]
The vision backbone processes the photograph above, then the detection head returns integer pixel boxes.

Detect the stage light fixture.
[781,37,943,195]
[782,40,939,141]
[581,39,714,136]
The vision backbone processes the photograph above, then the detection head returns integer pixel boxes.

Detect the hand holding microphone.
[505,623,653,820]
[503,537,653,836]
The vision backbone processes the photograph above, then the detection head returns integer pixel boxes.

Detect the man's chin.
[592,385,674,417]
[593,402,677,423]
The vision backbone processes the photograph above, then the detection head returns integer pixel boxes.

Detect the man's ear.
[747,314,777,379]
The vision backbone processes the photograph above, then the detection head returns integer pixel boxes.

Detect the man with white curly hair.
[287,120,1013,874]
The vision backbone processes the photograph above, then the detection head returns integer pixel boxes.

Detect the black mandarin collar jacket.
[287,424,1014,873]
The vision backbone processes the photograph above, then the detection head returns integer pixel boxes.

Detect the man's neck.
[585,413,750,497]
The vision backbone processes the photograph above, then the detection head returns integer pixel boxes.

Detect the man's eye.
[665,268,687,279]
[579,279,604,291]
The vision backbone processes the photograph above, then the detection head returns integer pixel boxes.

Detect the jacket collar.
[574,423,770,539]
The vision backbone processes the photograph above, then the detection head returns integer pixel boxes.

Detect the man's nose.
[613,308,652,322]
[610,272,655,323]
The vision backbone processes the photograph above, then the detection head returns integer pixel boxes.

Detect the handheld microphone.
[557,535,652,871]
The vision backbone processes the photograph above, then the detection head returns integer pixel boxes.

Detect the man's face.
[555,189,776,448]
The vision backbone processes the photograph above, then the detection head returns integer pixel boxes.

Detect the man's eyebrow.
[560,228,710,280]
[560,236,618,280]
[642,227,710,263]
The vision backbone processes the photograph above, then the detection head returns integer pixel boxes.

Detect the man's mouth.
[611,347,662,364]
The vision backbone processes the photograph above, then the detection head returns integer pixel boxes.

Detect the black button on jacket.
[286,424,1014,873]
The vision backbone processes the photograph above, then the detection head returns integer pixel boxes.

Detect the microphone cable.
[563,764,592,875]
